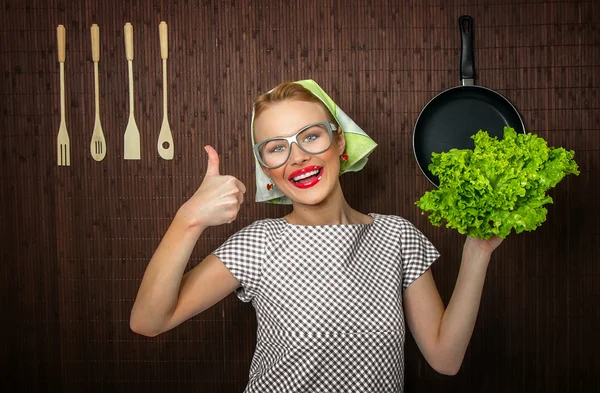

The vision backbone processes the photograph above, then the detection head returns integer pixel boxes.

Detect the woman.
[130,80,503,392]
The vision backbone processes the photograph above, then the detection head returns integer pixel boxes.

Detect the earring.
[340,153,349,161]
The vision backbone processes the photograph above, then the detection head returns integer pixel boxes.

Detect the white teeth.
[293,169,320,181]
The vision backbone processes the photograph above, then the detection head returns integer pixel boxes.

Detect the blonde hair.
[253,82,338,126]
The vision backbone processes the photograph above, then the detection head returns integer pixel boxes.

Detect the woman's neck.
[285,184,371,226]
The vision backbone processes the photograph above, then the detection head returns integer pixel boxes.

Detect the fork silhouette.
[57,25,70,166]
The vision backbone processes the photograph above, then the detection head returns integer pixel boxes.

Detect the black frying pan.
[413,15,525,186]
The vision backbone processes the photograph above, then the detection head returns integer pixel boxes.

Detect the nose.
[287,142,310,166]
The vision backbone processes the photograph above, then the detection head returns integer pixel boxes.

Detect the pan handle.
[459,15,475,85]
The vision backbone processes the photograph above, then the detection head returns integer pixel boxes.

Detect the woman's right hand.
[177,145,246,228]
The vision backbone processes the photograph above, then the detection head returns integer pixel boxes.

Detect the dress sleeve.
[212,220,266,302]
[399,220,440,291]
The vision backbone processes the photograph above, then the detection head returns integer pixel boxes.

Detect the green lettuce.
[415,127,579,239]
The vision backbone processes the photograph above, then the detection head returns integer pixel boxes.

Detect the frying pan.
[413,15,525,186]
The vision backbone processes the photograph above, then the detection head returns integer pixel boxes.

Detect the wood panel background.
[1,0,598,392]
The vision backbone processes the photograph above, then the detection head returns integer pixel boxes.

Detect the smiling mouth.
[288,166,323,189]
[292,168,320,182]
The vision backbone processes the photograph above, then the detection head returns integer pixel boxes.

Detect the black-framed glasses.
[253,121,337,169]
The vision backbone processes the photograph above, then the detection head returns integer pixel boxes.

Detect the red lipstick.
[288,165,323,189]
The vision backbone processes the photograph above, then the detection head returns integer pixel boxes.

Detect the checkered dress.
[213,213,439,392]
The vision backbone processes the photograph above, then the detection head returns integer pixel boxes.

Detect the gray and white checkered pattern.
[213,213,439,392]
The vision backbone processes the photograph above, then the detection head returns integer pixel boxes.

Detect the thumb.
[204,145,220,177]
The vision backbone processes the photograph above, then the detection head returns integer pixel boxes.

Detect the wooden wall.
[1,0,598,392]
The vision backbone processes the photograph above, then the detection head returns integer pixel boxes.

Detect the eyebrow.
[256,121,328,142]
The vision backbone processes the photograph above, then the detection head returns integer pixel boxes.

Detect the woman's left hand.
[465,235,505,255]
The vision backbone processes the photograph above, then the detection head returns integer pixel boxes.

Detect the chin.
[281,182,338,206]
[291,193,329,206]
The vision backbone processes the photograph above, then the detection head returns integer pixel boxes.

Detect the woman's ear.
[336,127,346,154]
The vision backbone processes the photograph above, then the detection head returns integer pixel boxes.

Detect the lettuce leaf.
[415,127,580,239]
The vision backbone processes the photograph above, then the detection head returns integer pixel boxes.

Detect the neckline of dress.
[280,213,378,228]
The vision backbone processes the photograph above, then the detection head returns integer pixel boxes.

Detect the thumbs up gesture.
[178,146,247,228]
